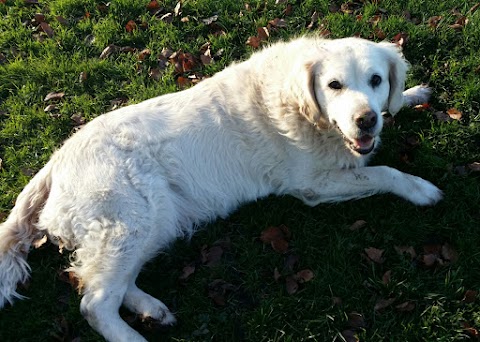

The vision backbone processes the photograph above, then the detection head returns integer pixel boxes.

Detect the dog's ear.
[379,42,409,116]
[301,61,329,129]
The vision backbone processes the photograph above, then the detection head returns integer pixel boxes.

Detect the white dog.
[0,37,441,341]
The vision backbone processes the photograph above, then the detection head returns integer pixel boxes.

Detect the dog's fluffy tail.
[0,162,52,308]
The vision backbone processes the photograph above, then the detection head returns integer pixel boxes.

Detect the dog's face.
[309,39,407,155]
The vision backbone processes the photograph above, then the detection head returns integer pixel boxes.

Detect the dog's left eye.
[370,74,382,87]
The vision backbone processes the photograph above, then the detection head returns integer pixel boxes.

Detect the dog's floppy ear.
[379,42,409,116]
[300,61,329,129]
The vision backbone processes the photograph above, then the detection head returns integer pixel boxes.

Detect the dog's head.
[302,38,408,155]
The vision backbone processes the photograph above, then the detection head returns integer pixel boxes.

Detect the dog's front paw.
[403,84,432,107]
[399,174,443,206]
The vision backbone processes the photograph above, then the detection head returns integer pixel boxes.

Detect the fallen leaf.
[332,296,343,306]
[40,22,54,38]
[307,11,319,30]
[173,1,182,16]
[283,3,293,16]
[440,243,458,263]
[382,270,391,285]
[176,76,192,88]
[146,0,160,11]
[462,321,479,338]
[44,104,58,112]
[257,27,269,41]
[349,220,367,231]
[268,18,287,28]
[246,36,262,49]
[392,32,409,48]
[428,16,442,29]
[207,279,236,306]
[347,312,366,329]
[340,329,358,342]
[462,290,478,304]
[469,3,480,14]
[178,264,195,281]
[44,92,65,102]
[137,48,151,61]
[395,301,416,312]
[295,269,314,283]
[70,113,85,126]
[374,297,396,311]
[283,254,299,272]
[413,103,430,111]
[203,245,224,267]
[446,108,462,120]
[285,276,298,294]
[365,247,385,264]
[149,68,162,81]
[260,226,285,243]
[421,253,438,267]
[79,71,87,82]
[34,13,45,23]
[125,20,137,32]
[468,162,480,171]
[99,44,119,59]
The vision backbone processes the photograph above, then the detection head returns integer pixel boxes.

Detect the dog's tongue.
[353,135,374,149]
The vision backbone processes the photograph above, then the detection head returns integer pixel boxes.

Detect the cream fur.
[0,36,442,342]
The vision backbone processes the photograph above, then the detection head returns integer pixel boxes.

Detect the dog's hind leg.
[74,230,155,342]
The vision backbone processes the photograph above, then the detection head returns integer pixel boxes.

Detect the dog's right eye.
[328,81,343,90]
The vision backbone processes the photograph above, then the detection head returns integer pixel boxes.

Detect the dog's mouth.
[346,135,375,155]
[332,122,376,155]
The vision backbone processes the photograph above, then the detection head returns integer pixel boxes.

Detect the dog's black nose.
[354,111,377,130]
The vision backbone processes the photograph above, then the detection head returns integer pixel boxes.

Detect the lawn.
[0,0,479,341]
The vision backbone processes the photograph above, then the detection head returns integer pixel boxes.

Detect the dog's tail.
[0,161,52,308]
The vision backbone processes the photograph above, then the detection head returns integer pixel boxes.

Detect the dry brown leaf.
[125,20,136,32]
[44,91,65,102]
[260,226,285,243]
[285,276,298,295]
[462,290,478,304]
[146,0,160,11]
[137,48,151,61]
[100,44,119,59]
[269,18,287,28]
[178,264,195,281]
[441,243,458,263]
[413,103,430,111]
[246,36,262,49]
[422,253,438,267]
[44,104,58,113]
[283,3,293,16]
[365,247,385,264]
[307,11,319,30]
[469,3,480,14]
[347,312,366,329]
[382,270,391,285]
[149,68,162,81]
[462,321,479,338]
[349,219,367,231]
[295,269,314,283]
[340,329,359,342]
[271,238,289,254]
[257,27,269,41]
[468,162,480,172]
[283,254,299,272]
[79,71,87,83]
[446,108,462,120]
[392,32,409,48]
[39,22,54,38]
[176,76,192,88]
[70,113,86,126]
[428,16,442,29]
[332,296,342,306]
[395,301,416,312]
[374,297,396,311]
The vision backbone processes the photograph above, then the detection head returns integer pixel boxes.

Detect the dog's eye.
[370,74,382,87]
[328,80,343,90]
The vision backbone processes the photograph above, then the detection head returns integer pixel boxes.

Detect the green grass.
[1,0,479,341]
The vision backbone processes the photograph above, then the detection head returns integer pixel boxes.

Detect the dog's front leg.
[289,166,442,206]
